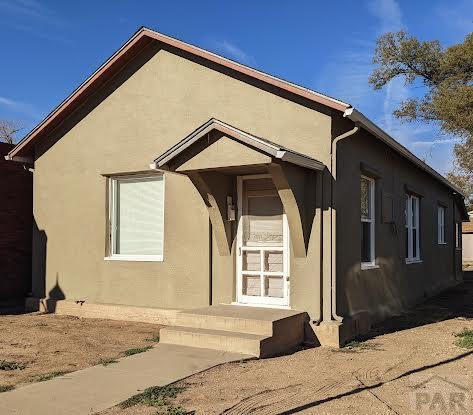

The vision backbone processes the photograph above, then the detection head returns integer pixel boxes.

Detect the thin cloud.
[412,138,462,146]
[211,40,256,66]
[0,96,41,119]
[5,22,71,44]
[366,0,404,33]
[0,0,65,27]
[435,0,473,37]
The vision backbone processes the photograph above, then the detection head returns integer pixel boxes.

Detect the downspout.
[330,121,359,322]
[209,218,213,305]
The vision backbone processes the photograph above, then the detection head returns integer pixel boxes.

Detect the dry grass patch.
[455,328,473,349]
[119,385,188,414]
[0,313,162,387]
[123,346,153,356]
[0,384,14,393]
[0,360,26,371]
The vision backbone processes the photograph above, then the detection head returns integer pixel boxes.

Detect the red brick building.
[0,142,32,301]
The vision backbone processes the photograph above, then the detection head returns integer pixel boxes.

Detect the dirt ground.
[0,313,161,389]
[102,276,473,415]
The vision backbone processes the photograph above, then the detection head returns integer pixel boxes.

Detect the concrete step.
[160,326,267,357]
[175,304,303,336]
[175,311,273,336]
[162,305,307,357]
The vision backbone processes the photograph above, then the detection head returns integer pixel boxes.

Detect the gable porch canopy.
[151,119,325,172]
[151,119,325,257]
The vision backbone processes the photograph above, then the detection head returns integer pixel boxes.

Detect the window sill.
[361,263,380,270]
[104,255,163,262]
[405,259,422,265]
[438,242,447,245]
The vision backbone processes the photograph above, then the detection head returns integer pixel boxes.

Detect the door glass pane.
[242,179,283,247]
[244,196,283,245]
[243,275,260,296]
[264,251,283,272]
[264,276,284,298]
[242,250,261,272]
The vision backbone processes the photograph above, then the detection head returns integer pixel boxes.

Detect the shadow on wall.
[356,279,473,342]
[344,256,406,324]
[32,219,47,299]
[46,273,66,312]
[28,220,67,313]
[31,220,67,312]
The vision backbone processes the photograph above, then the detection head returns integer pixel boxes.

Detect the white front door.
[236,175,290,307]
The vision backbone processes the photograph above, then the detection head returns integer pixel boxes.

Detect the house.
[0,142,32,303]
[463,212,473,269]
[5,28,468,350]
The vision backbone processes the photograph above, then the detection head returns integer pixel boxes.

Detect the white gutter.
[4,154,33,163]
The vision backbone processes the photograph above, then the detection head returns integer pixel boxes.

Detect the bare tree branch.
[0,120,22,144]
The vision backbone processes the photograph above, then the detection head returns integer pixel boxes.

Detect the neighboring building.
[463,212,473,269]
[6,28,468,347]
[0,142,32,301]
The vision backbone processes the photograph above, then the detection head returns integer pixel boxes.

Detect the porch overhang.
[151,119,325,172]
[151,119,325,258]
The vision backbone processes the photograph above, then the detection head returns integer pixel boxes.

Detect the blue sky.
[0,0,471,174]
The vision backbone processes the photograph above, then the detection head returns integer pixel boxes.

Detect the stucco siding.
[32,44,331,310]
[336,127,460,323]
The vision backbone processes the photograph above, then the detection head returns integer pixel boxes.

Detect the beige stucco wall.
[32,44,331,314]
[335,125,462,325]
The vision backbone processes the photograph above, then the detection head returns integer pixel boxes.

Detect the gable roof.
[6,27,348,163]
[5,27,467,210]
[153,118,325,171]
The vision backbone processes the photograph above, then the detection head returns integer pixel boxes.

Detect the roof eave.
[7,27,349,161]
[344,108,466,198]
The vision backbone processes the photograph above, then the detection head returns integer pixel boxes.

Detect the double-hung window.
[361,176,376,267]
[107,175,165,261]
[405,194,420,263]
[438,206,446,244]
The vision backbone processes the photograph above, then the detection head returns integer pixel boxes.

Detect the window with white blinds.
[109,175,164,261]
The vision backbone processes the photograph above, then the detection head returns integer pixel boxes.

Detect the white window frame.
[437,205,446,244]
[361,175,376,269]
[105,174,165,262]
[405,194,421,263]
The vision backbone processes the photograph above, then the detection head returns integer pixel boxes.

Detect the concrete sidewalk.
[0,344,248,415]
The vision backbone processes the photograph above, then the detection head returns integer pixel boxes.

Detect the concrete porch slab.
[178,304,302,320]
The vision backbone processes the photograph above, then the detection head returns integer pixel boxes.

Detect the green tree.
[369,31,473,210]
